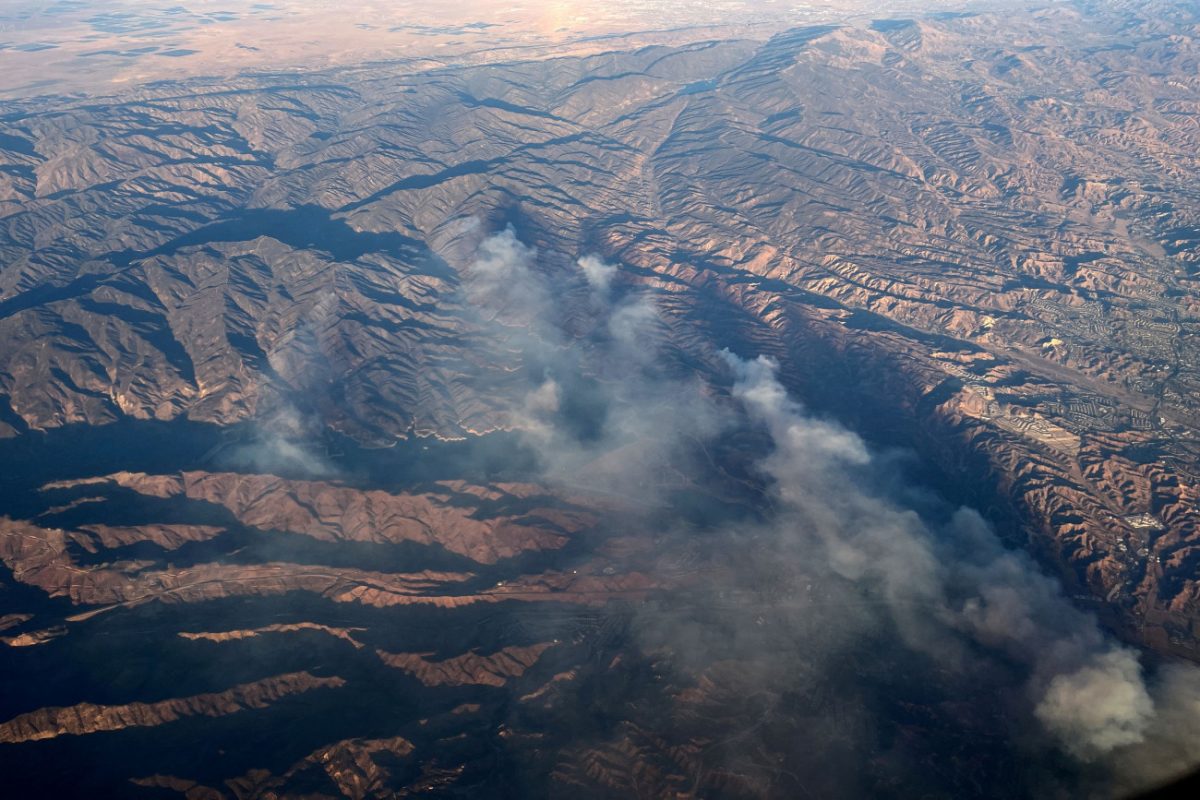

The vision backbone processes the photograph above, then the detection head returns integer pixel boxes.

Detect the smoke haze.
[460,227,1200,797]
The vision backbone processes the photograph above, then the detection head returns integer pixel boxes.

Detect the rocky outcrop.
[375,642,556,687]
[49,472,588,564]
[179,623,367,648]
[133,734,419,800]
[76,524,226,552]
[0,515,655,613]
[0,672,345,744]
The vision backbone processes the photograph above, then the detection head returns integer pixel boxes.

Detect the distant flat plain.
[0,0,993,97]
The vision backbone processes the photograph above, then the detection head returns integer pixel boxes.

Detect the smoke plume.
[462,227,719,501]
[461,227,1200,796]
[725,354,1167,762]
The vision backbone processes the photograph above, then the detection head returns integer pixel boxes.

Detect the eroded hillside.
[3,1,1200,796]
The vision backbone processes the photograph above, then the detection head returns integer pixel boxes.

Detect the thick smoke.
[464,225,552,325]
[578,254,618,297]
[1112,663,1200,794]
[715,352,1200,794]
[462,227,719,501]
[724,354,1168,765]
[461,227,1200,795]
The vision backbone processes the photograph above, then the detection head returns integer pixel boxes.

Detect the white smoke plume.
[462,229,719,501]
[578,254,618,296]
[724,352,1200,791]
[461,226,1200,794]
[222,400,336,478]
[464,225,550,324]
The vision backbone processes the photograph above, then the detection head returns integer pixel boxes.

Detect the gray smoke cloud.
[460,226,1200,796]
[220,278,341,479]
[464,225,551,325]
[462,227,720,502]
[1112,663,1200,795]
[221,399,336,479]
[578,254,618,297]
[724,352,1200,793]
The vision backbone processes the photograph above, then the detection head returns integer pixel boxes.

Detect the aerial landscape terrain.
[3,0,1200,797]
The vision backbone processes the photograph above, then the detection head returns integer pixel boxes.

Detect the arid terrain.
[3,0,1200,797]
[0,0,976,97]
